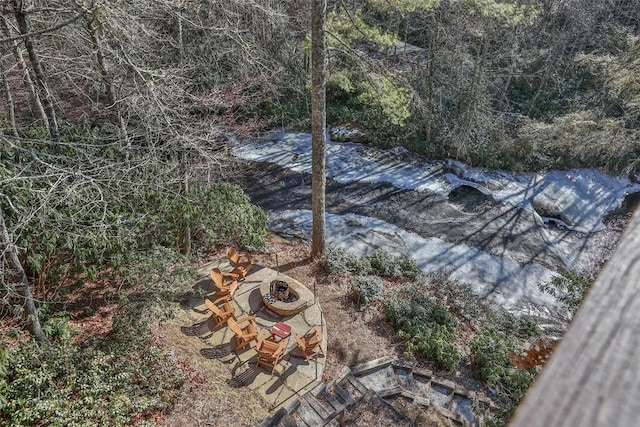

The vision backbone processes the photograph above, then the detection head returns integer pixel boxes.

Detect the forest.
[0,0,639,425]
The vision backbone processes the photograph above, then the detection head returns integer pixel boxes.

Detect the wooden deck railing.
[510,208,640,426]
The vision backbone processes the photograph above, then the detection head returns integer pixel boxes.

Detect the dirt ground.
[156,235,415,427]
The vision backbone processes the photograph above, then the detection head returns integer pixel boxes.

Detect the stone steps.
[259,358,492,427]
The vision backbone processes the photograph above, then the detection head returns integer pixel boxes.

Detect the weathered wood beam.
[510,208,640,426]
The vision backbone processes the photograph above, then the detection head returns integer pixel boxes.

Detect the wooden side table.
[271,322,292,342]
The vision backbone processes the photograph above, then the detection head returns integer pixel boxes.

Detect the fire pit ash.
[270,280,290,301]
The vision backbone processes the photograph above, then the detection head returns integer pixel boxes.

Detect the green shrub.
[470,328,536,424]
[394,255,424,280]
[368,250,397,277]
[403,324,461,372]
[496,313,541,339]
[38,305,77,342]
[2,134,268,290]
[324,246,423,280]
[384,287,460,371]
[195,182,269,250]
[323,246,358,275]
[540,270,593,316]
[323,246,373,275]
[0,340,185,427]
[0,247,194,426]
[423,273,542,338]
[352,275,383,309]
[424,273,492,325]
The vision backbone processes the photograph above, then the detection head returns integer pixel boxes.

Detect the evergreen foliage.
[0,248,195,426]
[540,270,594,316]
[384,287,460,371]
[0,138,268,291]
[323,246,423,280]
[352,275,383,309]
[470,328,537,425]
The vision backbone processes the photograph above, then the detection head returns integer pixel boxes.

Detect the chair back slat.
[227,317,242,336]
[208,299,220,314]
[210,268,224,286]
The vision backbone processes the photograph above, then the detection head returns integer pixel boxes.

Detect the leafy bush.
[470,328,536,424]
[112,246,196,343]
[384,287,460,371]
[0,247,194,426]
[540,270,593,316]
[0,340,185,427]
[424,273,541,338]
[37,305,77,341]
[424,272,494,325]
[323,246,423,280]
[394,255,424,280]
[367,250,396,276]
[323,246,357,274]
[1,137,268,297]
[496,313,541,339]
[194,182,269,250]
[352,275,383,309]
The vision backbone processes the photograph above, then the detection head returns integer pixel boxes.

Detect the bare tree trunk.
[176,13,185,64]
[175,12,190,256]
[12,0,59,140]
[0,14,48,128]
[179,148,191,256]
[424,21,436,147]
[311,0,327,259]
[85,11,128,143]
[0,209,48,344]
[1,61,19,137]
[456,39,487,161]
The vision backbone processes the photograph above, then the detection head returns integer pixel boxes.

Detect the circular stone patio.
[185,258,327,410]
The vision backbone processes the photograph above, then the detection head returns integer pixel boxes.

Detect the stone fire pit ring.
[260,275,314,316]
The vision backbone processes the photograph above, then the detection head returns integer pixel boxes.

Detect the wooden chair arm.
[272,341,285,357]
[209,296,231,305]
[235,315,256,325]
[293,332,305,348]
[222,270,241,279]
[238,330,257,339]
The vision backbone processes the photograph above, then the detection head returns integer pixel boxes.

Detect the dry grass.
[155,312,269,426]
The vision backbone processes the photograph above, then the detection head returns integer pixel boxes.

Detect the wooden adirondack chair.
[294,325,325,361]
[204,297,235,329]
[210,267,237,289]
[228,315,258,350]
[255,334,286,375]
[227,246,251,265]
[225,247,253,280]
[210,279,238,300]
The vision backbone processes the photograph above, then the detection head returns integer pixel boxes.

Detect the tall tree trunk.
[179,148,191,256]
[424,21,436,147]
[0,14,48,128]
[0,209,48,343]
[311,0,327,259]
[86,13,128,143]
[12,0,59,140]
[175,12,190,256]
[1,60,19,137]
[456,38,487,161]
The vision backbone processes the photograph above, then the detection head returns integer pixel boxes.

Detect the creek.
[234,132,640,329]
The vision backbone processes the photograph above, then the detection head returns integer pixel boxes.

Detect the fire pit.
[261,275,311,316]
[270,280,290,301]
